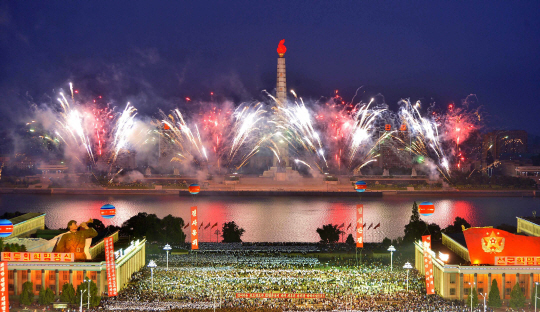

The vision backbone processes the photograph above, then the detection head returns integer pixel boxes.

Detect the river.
[0,194,538,242]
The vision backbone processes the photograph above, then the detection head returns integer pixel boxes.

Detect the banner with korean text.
[191,206,199,250]
[1,252,74,262]
[356,204,363,248]
[0,261,8,312]
[422,235,435,295]
[104,237,118,296]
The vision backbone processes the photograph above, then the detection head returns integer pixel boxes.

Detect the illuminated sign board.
[235,293,325,299]
[495,256,540,266]
[463,227,540,265]
[1,252,75,262]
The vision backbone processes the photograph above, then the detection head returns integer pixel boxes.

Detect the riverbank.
[0,187,537,197]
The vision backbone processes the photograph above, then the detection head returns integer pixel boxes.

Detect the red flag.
[191,207,199,250]
[367,223,373,230]
[183,223,189,229]
[346,223,352,230]
[422,235,435,295]
[211,222,218,229]
[363,223,366,228]
[199,222,204,229]
[205,223,211,229]
[104,237,118,296]
[338,223,345,229]
[373,223,380,229]
[0,261,9,308]
[356,204,363,248]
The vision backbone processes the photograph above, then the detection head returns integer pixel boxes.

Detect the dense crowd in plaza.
[100,253,486,311]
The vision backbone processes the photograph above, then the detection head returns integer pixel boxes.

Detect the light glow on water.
[0,194,537,242]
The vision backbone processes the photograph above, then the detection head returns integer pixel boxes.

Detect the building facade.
[415,218,540,302]
[3,213,146,299]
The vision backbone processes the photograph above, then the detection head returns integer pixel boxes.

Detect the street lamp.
[403,262,412,292]
[84,277,91,309]
[148,260,157,291]
[468,282,475,312]
[479,292,487,312]
[79,289,87,312]
[535,282,539,312]
[163,244,172,270]
[387,245,396,272]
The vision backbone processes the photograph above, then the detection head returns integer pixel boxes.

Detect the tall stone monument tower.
[275,39,289,166]
[276,39,287,107]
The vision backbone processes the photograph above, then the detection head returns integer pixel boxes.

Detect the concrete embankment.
[0,188,536,197]
[178,190,383,197]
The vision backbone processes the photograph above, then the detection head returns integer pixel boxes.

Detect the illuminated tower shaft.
[276,57,286,106]
[275,40,289,166]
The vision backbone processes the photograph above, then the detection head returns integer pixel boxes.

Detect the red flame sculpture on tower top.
[277,39,286,57]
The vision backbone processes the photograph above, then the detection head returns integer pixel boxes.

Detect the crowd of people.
[100,253,482,311]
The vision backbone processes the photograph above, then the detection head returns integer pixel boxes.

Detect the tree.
[45,287,55,304]
[468,287,479,307]
[162,214,186,243]
[443,217,471,233]
[121,212,163,241]
[89,219,105,232]
[75,281,101,307]
[60,283,76,304]
[381,237,391,248]
[345,234,354,246]
[509,283,526,308]
[404,201,442,243]
[488,279,502,308]
[221,221,245,243]
[316,224,342,244]
[19,281,34,306]
[38,286,55,305]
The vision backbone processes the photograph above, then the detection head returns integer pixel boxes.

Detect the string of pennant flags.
[183,222,219,230]
[341,222,380,230]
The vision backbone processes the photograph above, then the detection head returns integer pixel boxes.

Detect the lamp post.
[403,262,412,292]
[387,245,396,272]
[84,277,91,309]
[148,260,157,291]
[163,244,172,270]
[479,292,487,312]
[535,282,539,312]
[468,282,475,312]
[79,289,87,312]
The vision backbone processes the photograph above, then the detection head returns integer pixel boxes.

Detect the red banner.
[356,204,363,248]
[104,237,117,296]
[1,252,74,262]
[236,293,325,299]
[463,227,540,265]
[0,262,8,312]
[422,235,435,295]
[191,206,198,250]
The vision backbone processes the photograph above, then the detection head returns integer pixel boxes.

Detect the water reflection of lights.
[2,195,538,242]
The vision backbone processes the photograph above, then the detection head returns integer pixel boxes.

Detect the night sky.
[1,1,539,136]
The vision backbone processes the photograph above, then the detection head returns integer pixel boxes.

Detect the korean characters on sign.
[191,207,199,250]
[495,256,540,266]
[104,237,118,297]
[356,204,363,248]
[1,252,74,262]
[0,262,8,312]
[422,235,435,295]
